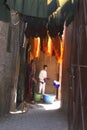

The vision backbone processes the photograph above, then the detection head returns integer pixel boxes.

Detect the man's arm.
[39,70,44,82]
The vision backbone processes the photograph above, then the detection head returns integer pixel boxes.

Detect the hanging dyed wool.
[46,35,53,56]
[30,37,40,59]
[34,37,40,58]
[47,0,59,16]
[28,37,34,61]
[40,37,48,53]
[56,39,64,63]
[40,35,53,56]
[60,40,64,63]
[52,36,61,62]
[28,52,34,63]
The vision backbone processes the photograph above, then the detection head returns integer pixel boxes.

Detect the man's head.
[43,65,48,70]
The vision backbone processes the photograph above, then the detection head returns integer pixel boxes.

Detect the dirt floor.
[0,101,68,130]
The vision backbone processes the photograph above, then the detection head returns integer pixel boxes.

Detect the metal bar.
[68,67,74,130]
[74,68,80,130]
[72,64,87,68]
[82,87,87,105]
[78,67,85,130]
[71,67,76,130]
[83,0,87,38]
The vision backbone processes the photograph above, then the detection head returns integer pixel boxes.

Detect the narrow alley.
[0,101,68,130]
[0,0,87,130]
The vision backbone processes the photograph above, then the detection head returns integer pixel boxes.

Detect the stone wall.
[61,24,73,112]
[0,21,12,116]
[0,12,21,116]
[61,0,87,129]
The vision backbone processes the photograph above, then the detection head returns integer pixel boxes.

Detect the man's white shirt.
[39,70,47,83]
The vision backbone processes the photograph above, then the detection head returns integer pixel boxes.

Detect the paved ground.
[0,101,68,130]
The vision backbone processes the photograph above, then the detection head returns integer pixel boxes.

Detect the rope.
[72,64,87,68]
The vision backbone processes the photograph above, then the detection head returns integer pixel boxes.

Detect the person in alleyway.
[38,65,48,95]
[25,59,37,103]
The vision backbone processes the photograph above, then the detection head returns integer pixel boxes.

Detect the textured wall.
[0,12,21,115]
[61,24,73,112]
[0,22,12,116]
[61,0,87,129]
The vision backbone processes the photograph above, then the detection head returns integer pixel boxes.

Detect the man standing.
[39,65,48,94]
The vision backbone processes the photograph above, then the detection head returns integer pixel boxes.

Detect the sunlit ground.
[10,110,26,114]
[37,100,61,110]
[10,100,61,114]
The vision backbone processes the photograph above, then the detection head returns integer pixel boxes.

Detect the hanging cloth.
[47,0,59,16]
[33,37,40,58]
[6,0,48,18]
[40,37,48,53]
[48,0,78,37]
[41,35,53,56]
[58,40,64,63]
[52,36,61,62]
[29,37,40,59]
[46,35,53,56]
[0,0,11,22]
[24,17,47,38]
